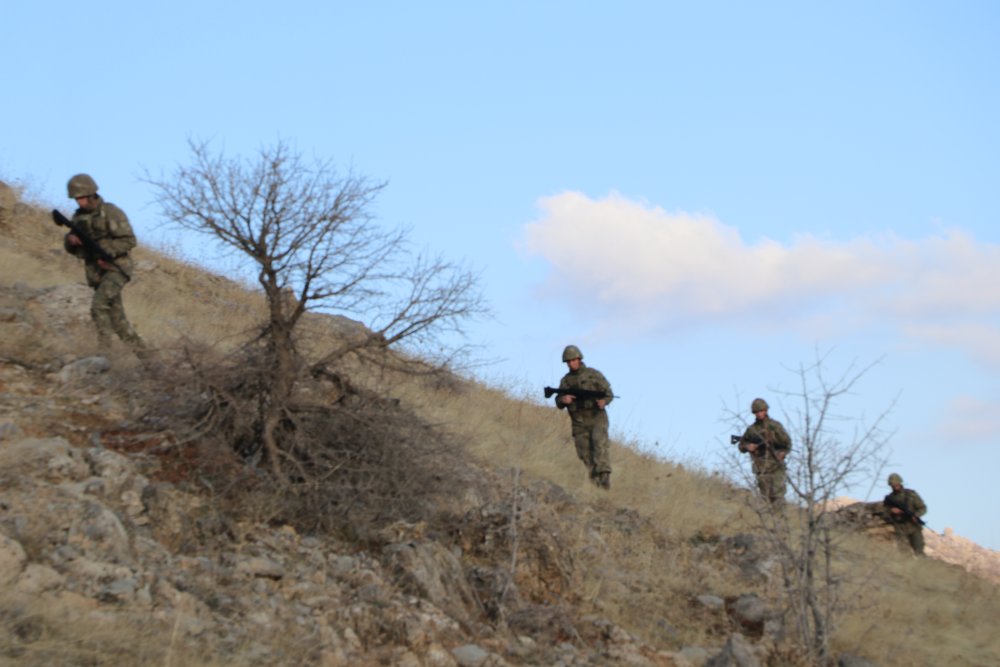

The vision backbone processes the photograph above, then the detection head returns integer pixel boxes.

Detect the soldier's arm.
[555,376,571,410]
[738,426,757,453]
[99,206,138,258]
[63,232,86,258]
[910,491,927,517]
[593,369,613,406]
[772,421,792,453]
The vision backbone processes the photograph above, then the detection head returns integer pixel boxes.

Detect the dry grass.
[321,334,1000,665]
[0,589,197,667]
[1,190,998,666]
[0,196,263,354]
[0,587,336,667]
[831,538,1000,666]
[389,372,750,539]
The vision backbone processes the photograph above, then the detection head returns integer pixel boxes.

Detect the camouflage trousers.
[91,271,144,352]
[892,521,925,556]
[569,410,611,479]
[752,458,786,504]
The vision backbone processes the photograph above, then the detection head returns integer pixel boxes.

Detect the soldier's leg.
[751,458,771,500]
[90,278,117,352]
[909,527,925,556]
[95,273,145,351]
[755,471,771,500]
[891,524,911,553]
[590,412,611,474]
[590,412,611,488]
[769,466,787,504]
[571,422,594,472]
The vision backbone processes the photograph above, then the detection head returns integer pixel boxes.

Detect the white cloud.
[521,192,1000,353]
[932,394,1000,444]
[903,322,1000,369]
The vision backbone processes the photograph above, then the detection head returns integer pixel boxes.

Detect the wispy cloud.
[902,322,1000,369]
[521,191,1000,360]
[933,394,1000,444]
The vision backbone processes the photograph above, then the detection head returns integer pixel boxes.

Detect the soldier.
[554,345,614,489]
[63,174,146,356]
[883,473,927,556]
[737,398,792,504]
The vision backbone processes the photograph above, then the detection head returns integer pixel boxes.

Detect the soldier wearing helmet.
[554,345,614,489]
[736,397,792,504]
[883,473,927,555]
[63,174,146,356]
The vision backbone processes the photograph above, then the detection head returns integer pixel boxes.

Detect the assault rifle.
[884,496,926,526]
[730,433,766,451]
[52,209,128,278]
[544,386,615,401]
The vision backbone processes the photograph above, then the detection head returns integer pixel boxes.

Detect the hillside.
[1,182,998,667]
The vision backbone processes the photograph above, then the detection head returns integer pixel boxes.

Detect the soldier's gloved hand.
[67,233,83,247]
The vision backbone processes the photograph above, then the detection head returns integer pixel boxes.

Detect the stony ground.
[0,283,755,666]
[2,270,998,666]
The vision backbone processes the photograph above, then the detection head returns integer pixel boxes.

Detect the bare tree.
[723,350,894,663]
[145,140,486,476]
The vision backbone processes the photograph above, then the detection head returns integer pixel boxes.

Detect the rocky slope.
[1,192,998,666]
[0,282,772,666]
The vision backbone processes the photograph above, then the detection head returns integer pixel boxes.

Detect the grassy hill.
[0,180,997,666]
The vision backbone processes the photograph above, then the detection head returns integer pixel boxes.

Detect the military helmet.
[887,473,903,486]
[750,398,769,413]
[67,173,98,198]
[562,345,583,362]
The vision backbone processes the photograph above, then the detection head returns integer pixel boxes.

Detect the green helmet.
[750,398,769,413]
[888,473,903,486]
[67,173,98,198]
[562,345,583,362]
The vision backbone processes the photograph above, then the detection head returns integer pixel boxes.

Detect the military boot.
[597,472,610,489]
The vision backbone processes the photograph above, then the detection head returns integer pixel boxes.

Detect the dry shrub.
[130,342,477,542]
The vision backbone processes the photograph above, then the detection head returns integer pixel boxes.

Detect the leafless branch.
[143,139,488,475]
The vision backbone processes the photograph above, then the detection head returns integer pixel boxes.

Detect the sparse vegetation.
[0,182,998,666]
[143,140,486,478]
[722,354,896,663]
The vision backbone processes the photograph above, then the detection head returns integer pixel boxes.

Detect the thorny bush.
[134,343,473,540]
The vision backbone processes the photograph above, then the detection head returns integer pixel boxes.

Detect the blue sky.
[4,2,999,550]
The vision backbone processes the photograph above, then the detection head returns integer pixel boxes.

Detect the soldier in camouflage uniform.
[555,345,614,489]
[883,473,927,556]
[737,398,792,504]
[63,174,146,355]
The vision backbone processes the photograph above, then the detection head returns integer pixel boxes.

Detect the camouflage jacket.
[739,417,791,462]
[556,363,613,417]
[883,488,926,523]
[64,197,136,285]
